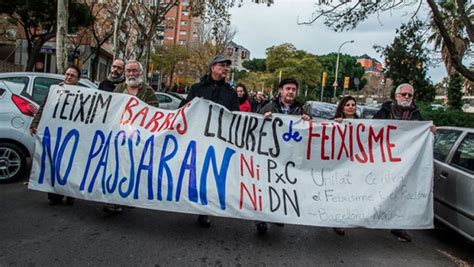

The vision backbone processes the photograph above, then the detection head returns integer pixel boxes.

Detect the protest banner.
[29,85,434,229]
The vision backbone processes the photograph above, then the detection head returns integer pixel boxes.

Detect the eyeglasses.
[125,69,140,73]
[398,93,413,98]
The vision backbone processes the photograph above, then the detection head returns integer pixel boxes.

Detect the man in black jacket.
[257,78,310,234]
[374,83,435,242]
[183,55,239,227]
[98,59,125,92]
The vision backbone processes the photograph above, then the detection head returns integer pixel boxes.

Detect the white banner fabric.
[29,85,434,229]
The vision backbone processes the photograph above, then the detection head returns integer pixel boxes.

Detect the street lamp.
[333,40,355,102]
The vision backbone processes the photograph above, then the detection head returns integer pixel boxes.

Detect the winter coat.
[373,101,424,121]
[259,98,306,115]
[184,75,239,111]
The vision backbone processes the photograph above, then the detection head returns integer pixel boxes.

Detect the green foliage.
[375,19,435,102]
[265,43,322,94]
[447,74,463,110]
[242,58,266,72]
[418,102,474,128]
[316,53,367,97]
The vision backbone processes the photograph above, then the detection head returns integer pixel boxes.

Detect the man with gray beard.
[98,59,125,92]
[113,60,159,107]
[104,60,159,213]
[374,83,435,242]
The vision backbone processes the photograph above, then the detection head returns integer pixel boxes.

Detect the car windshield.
[307,101,336,119]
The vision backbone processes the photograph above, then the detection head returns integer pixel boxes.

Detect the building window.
[179,40,187,45]
[180,20,188,25]
[179,30,187,35]
[165,36,174,40]
[182,1,189,6]
[181,10,189,16]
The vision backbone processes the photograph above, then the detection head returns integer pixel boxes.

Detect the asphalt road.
[1,177,472,266]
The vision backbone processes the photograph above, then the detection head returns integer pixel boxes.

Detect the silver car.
[433,126,474,242]
[0,72,97,105]
[0,81,39,183]
[155,91,185,110]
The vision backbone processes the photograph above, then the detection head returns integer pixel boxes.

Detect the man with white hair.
[104,60,158,213]
[113,60,159,107]
[374,83,435,242]
[374,83,423,120]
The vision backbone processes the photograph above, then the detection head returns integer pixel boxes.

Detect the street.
[1,177,473,266]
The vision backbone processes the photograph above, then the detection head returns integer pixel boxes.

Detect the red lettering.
[354,123,368,163]
[130,106,149,126]
[321,123,330,160]
[240,154,254,178]
[306,121,321,160]
[145,111,165,132]
[119,98,139,124]
[368,126,386,163]
[157,113,176,132]
[386,124,401,162]
[336,124,349,160]
[239,183,257,210]
[175,103,190,135]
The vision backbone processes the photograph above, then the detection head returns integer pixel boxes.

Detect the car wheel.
[0,142,27,183]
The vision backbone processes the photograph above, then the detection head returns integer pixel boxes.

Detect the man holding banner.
[257,77,311,234]
[374,83,436,242]
[183,55,239,227]
[102,60,159,213]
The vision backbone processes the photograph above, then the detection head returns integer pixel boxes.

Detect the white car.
[0,72,97,105]
[0,81,39,183]
[155,91,185,110]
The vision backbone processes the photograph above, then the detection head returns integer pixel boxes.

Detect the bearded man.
[98,59,125,92]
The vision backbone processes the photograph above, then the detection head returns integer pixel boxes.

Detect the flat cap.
[209,55,232,70]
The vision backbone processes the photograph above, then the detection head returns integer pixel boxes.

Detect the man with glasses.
[374,83,435,242]
[98,59,125,92]
[183,55,239,227]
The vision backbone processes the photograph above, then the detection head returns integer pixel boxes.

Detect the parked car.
[155,91,185,110]
[305,101,336,119]
[433,126,473,242]
[357,105,379,119]
[431,103,445,111]
[0,72,97,105]
[0,81,39,183]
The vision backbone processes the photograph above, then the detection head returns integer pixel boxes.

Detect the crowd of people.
[30,54,435,243]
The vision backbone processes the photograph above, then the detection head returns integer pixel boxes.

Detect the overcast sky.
[229,0,447,83]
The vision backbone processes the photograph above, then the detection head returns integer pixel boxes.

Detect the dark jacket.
[98,78,125,92]
[251,99,269,113]
[259,98,306,115]
[373,101,424,121]
[184,75,239,111]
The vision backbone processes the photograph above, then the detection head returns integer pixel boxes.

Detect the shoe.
[65,197,75,205]
[391,230,411,242]
[197,215,211,228]
[48,199,62,206]
[334,228,345,236]
[103,205,122,213]
[256,222,268,234]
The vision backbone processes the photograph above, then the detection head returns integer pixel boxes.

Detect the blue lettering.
[38,127,62,185]
[135,135,154,200]
[119,130,140,198]
[199,146,236,210]
[79,130,105,191]
[55,129,80,185]
[176,140,197,203]
[157,134,178,201]
[106,131,126,193]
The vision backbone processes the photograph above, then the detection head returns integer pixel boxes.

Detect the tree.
[428,0,471,77]
[242,58,266,72]
[298,0,474,81]
[375,19,435,102]
[56,0,68,74]
[265,43,322,93]
[316,53,367,97]
[447,74,464,110]
[0,0,92,71]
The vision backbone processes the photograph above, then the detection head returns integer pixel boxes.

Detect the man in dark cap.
[183,55,239,227]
